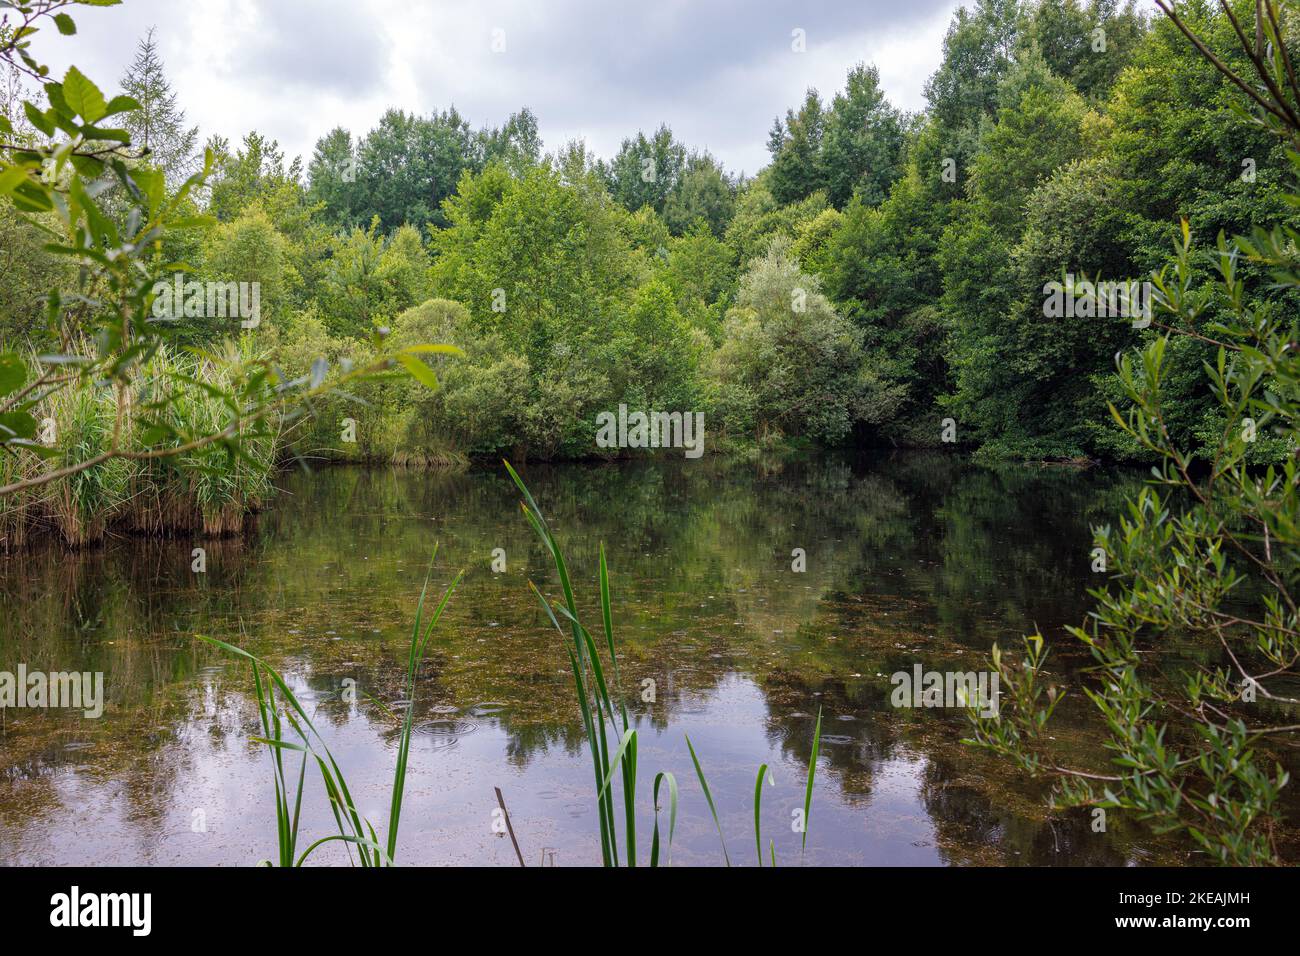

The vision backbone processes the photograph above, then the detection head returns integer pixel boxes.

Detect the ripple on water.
[408,717,478,752]
[412,718,478,737]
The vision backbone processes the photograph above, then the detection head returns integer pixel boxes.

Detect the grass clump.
[1,342,281,548]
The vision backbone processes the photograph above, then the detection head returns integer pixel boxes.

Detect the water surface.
[0,453,1213,865]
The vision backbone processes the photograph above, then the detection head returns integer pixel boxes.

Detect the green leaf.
[130,166,164,213]
[0,166,28,197]
[0,411,38,442]
[6,439,58,459]
[10,181,53,212]
[103,94,140,117]
[169,215,217,230]
[802,708,822,851]
[63,66,107,123]
[685,734,729,866]
[23,101,54,136]
[79,125,129,142]
[43,82,70,117]
[396,352,439,391]
[0,353,27,396]
[70,155,105,178]
[71,175,117,247]
[54,13,77,35]
[400,343,465,357]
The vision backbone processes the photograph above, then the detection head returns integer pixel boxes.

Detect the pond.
[0,452,1206,866]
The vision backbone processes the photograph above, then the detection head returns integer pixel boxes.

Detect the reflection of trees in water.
[754,668,1181,865]
[2,453,1153,861]
[916,754,1160,866]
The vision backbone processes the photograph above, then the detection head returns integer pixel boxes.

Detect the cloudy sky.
[29,0,967,177]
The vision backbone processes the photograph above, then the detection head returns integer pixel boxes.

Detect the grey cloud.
[220,0,389,96]
[404,0,960,172]
[27,0,963,175]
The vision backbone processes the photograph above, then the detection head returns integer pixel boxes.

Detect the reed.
[132,345,278,537]
[0,446,43,551]
[45,382,132,547]
[199,550,460,866]
[505,460,824,866]
[0,344,282,548]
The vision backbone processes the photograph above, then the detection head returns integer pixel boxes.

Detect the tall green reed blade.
[754,762,773,867]
[685,734,730,866]
[210,640,368,866]
[650,771,678,867]
[198,550,457,867]
[507,460,640,866]
[527,578,615,866]
[803,708,822,852]
[248,658,305,866]
[509,461,619,865]
[600,542,636,866]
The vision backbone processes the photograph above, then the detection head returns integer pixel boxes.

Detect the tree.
[481,107,542,177]
[663,151,734,237]
[660,220,737,340]
[0,3,452,506]
[118,28,199,187]
[821,63,905,207]
[709,239,900,444]
[201,205,293,335]
[306,126,359,228]
[603,124,686,216]
[819,178,947,447]
[969,0,1300,865]
[939,66,1091,454]
[1021,0,1148,100]
[767,89,827,205]
[925,0,1022,133]
[723,174,827,270]
[428,162,648,458]
[353,108,484,231]
[207,131,310,234]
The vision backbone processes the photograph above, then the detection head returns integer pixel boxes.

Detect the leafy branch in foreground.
[968,0,1300,866]
[0,1,460,501]
[505,459,823,866]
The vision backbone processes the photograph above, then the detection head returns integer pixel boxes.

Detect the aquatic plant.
[44,381,133,547]
[133,343,279,537]
[505,459,824,866]
[199,551,460,866]
[0,343,284,548]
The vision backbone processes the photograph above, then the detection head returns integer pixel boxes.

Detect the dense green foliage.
[0,0,445,549]
[6,0,1300,473]
[966,0,1300,866]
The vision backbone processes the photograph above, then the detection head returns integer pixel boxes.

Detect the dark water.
[0,453,1203,866]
